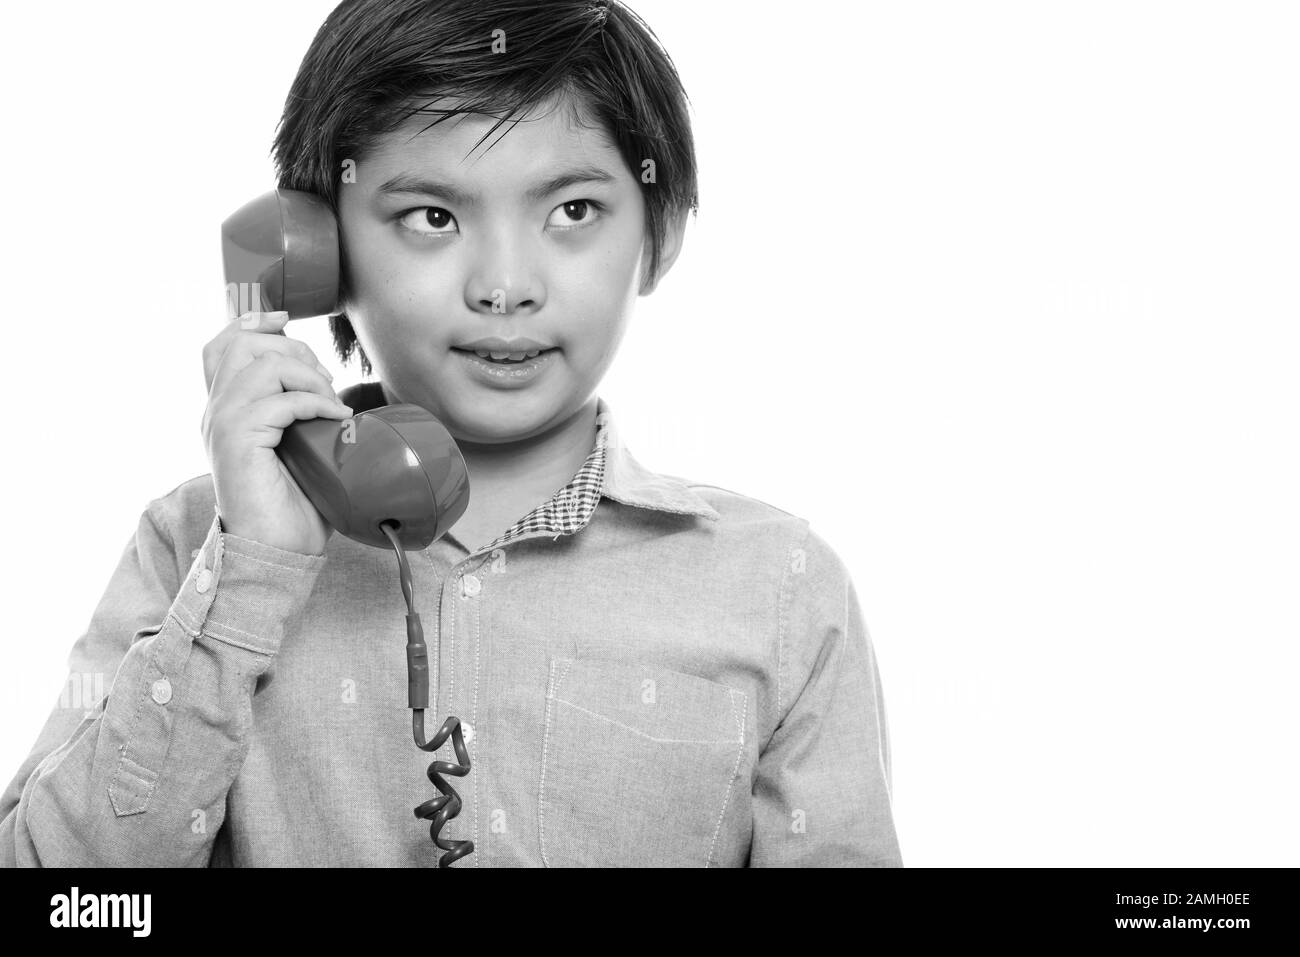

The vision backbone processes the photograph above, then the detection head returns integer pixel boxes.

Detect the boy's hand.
[201,311,352,556]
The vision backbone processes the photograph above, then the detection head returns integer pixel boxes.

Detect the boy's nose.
[464,229,544,314]
[466,264,542,314]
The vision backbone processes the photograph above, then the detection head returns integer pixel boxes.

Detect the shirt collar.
[594,396,719,522]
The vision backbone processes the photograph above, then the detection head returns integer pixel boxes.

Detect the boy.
[0,0,901,867]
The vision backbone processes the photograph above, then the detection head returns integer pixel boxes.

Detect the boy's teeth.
[474,349,542,360]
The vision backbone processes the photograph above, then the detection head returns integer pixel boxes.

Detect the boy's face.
[336,94,677,444]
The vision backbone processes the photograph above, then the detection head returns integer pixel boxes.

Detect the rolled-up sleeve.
[0,499,327,867]
[750,525,903,867]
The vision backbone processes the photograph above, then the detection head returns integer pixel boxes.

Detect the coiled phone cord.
[379,521,474,867]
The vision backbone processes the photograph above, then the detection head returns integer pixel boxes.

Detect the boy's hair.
[271,0,698,375]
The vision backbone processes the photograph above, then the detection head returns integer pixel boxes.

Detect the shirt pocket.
[539,656,748,868]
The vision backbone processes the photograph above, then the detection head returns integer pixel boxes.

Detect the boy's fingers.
[203,312,289,387]
[204,312,323,394]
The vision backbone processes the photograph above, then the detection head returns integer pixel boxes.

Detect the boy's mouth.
[452,335,558,365]
[452,347,558,386]
[452,347,559,365]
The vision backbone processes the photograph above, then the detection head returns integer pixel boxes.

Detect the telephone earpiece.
[221,188,340,320]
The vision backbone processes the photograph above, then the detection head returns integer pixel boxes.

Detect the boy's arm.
[0,498,327,867]
[749,525,903,867]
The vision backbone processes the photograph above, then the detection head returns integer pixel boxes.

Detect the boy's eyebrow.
[376,165,617,205]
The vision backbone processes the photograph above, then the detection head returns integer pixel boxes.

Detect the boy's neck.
[449,398,600,491]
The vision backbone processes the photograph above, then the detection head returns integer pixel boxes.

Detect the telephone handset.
[220,188,471,551]
[221,188,474,866]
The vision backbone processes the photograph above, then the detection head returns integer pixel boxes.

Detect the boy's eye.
[398,206,457,236]
[546,199,603,229]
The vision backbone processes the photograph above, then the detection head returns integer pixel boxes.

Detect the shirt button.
[461,574,481,597]
[151,677,172,705]
[460,721,474,744]
[195,568,213,593]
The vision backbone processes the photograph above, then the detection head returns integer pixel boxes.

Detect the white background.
[0,0,1295,866]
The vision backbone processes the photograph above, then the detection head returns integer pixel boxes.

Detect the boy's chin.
[437,395,568,445]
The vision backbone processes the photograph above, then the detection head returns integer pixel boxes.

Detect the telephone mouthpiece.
[275,404,471,550]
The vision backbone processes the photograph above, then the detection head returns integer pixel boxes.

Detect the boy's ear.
[638,209,688,297]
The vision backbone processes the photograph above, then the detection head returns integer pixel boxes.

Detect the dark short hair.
[271,0,699,375]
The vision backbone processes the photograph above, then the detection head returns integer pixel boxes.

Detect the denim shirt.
[0,389,902,867]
